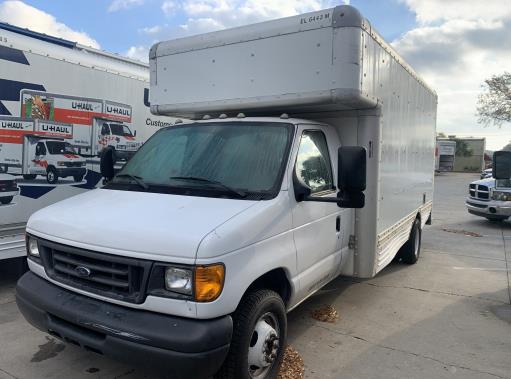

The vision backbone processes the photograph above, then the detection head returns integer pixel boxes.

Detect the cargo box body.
[150,6,437,278]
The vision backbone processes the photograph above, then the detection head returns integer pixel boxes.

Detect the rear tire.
[215,289,287,379]
[0,196,13,205]
[46,167,58,184]
[399,217,422,265]
[73,174,84,182]
[23,174,37,180]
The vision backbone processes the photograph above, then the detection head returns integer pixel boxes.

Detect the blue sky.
[1,0,510,150]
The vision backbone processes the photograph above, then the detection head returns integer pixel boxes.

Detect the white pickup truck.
[466,151,511,222]
[16,5,437,379]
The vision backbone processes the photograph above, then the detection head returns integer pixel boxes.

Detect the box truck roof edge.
[149,4,436,119]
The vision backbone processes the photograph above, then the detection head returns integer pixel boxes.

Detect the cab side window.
[35,142,46,156]
[101,124,110,135]
[295,130,333,193]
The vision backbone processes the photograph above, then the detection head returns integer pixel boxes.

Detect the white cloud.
[125,45,149,62]
[393,0,511,150]
[177,0,339,34]
[0,0,99,48]
[162,0,179,15]
[140,25,163,34]
[108,0,144,12]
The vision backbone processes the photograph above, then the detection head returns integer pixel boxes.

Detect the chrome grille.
[469,184,489,200]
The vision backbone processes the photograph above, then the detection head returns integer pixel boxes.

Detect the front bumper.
[465,197,511,219]
[16,272,232,378]
[55,167,86,177]
[0,188,19,198]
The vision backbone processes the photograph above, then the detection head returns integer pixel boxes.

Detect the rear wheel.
[73,174,84,182]
[0,164,8,173]
[399,217,422,264]
[46,167,58,184]
[0,196,13,205]
[215,289,286,379]
[23,174,37,180]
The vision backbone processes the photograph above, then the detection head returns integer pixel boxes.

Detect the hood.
[471,178,496,188]
[27,189,257,262]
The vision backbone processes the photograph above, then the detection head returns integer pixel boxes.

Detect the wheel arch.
[238,268,293,310]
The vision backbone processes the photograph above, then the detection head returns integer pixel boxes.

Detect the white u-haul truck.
[20,90,142,160]
[17,5,436,379]
[0,21,173,264]
[0,117,86,184]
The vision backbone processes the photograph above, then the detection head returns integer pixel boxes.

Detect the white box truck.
[16,5,437,379]
[0,117,86,184]
[0,21,173,263]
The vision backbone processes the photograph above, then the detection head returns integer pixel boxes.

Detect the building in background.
[441,137,486,173]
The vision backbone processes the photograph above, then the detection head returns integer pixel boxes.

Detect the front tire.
[216,289,287,379]
[46,167,58,184]
[399,217,422,264]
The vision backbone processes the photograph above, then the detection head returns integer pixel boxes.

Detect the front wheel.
[399,217,422,264]
[215,289,287,379]
[46,167,58,184]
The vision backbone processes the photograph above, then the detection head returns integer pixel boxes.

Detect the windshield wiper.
[170,176,247,198]
[114,174,149,190]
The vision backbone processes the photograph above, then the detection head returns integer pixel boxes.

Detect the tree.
[503,142,511,152]
[477,72,511,126]
[437,132,447,138]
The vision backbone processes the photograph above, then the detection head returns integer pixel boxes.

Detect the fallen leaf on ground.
[441,228,482,238]
[311,304,339,323]
[278,346,305,379]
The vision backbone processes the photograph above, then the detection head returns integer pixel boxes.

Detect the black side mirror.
[337,146,366,208]
[493,151,511,180]
[100,146,115,182]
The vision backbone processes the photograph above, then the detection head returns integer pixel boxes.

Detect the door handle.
[336,216,340,232]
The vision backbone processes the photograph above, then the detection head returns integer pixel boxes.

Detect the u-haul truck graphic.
[21,90,142,159]
[0,117,86,184]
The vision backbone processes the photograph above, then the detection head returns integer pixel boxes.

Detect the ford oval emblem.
[75,266,91,277]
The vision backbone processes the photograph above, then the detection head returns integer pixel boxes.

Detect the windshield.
[46,141,77,155]
[111,122,293,199]
[109,123,133,137]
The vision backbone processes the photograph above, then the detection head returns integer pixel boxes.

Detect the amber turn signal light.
[194,264,225,302]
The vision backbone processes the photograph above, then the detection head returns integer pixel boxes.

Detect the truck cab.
[466,151,511,222]
[25,138,87,184]
[0,174,19,205]
[96,120,141,160]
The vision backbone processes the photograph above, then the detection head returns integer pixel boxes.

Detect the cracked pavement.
[0,173,510,378]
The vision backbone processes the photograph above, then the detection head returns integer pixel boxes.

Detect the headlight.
[492,191,511,201]
[165,267,193,295]
[27,237,40,257]
[151,263,225,301]
[57,161,66,166]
